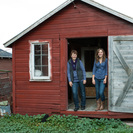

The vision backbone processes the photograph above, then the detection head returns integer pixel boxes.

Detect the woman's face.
[71,53,77,61]
[98,50,103,58]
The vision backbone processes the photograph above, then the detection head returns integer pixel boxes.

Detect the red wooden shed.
[4,0,133,118]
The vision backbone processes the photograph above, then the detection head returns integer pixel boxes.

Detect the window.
[29,40,52,81]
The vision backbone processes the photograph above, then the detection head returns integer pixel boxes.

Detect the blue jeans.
[95,78,105,101]
[72,81,86,108]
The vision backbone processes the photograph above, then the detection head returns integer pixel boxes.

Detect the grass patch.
[0,114,133,133]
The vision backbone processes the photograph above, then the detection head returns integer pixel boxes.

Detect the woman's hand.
[69,81,73,87]
[92,79,95,85]
[103,78,107,84]
[103,76,107,84]
[83,80,86,84]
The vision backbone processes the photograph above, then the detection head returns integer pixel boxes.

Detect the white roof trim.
[4,0,133,47]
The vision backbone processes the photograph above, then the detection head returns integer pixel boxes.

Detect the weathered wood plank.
[109,106,133,113]
[115,71,133,106]
[113,44,131,76]
[113,36,133,41]
[108,36,114,109]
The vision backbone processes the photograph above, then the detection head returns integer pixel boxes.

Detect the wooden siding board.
[15,59,28,63]
[53,43,60,48]
[15,108,57,114]
[16,84,60,88]
[16,81,60,87]
[52,48,60,53]
[16,94,60,100]
[61,30,108,38]
[16,99,60,104]
[15,50,29,54]
[15,43,29,49]
[15,72,29,79]
[39,21,121,31]
[16,90,60,95]
[15,105,61,113]
[47,13,124,26]
[52,61,60,67]
[26,34,59,40]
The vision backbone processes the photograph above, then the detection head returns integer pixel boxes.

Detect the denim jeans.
[95,78,105,101]
[72,81,86,108]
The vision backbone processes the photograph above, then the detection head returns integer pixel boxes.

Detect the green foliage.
[0,114,133,133]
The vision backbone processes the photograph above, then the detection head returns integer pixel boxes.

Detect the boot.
[95,99,101,111]
[100,101,104,110]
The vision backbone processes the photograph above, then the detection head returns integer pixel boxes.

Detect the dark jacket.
[67,58,85,82]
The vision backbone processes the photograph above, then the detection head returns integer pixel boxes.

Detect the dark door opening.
[67,37,108,111]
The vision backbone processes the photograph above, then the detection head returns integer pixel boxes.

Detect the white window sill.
[29,79,52,82]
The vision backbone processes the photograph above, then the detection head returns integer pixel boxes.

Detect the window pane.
[42,44,48,55]
[35,55,41,65]
[42,55,48,65]
[34,66,42,77]
[42,66,48,76]
[34,66,48,76]
[35,45,41,54]
[34,43,49,77]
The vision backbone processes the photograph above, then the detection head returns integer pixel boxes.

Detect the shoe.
[81,106,85,110]
[74,107,79,111]
[100,101,104,110]
[95,99,101,111]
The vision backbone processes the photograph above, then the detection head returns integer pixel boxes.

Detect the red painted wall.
[11,1,133,117]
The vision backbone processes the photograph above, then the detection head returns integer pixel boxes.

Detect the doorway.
[67,37,108,111]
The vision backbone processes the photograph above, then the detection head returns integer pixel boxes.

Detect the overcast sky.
[0,0,133,53]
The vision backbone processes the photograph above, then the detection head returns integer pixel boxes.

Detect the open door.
[67,37,108,111]
[109,36,133,113]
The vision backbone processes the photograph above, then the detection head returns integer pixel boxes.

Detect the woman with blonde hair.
[92,48,107,111]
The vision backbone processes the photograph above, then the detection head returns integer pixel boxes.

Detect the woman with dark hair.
[67,50,86,111]
[92,48,108,111]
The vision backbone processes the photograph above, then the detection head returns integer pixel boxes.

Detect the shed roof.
[4,0,133,47]
[0,49,12,59]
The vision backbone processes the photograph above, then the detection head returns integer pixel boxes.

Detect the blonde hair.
[95,48,106,63]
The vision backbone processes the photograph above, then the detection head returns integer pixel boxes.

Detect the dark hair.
[70,50,78,56]
[95,48,106,63]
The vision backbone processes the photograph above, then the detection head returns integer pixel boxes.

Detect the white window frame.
[29,40,52,81]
